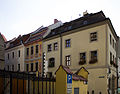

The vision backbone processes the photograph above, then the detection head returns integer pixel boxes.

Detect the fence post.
[33,75,35,94]
[23,73,24,94]
[10,73,12,94]
[38,73,39,94]
[28,73,30,94]
[17,72,18,94]
[52,77,54,94]
[42,75,43,94]
[46,75,47,94]
[49,77,51,94]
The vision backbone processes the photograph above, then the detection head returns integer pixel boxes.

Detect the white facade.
[5,44,25,71]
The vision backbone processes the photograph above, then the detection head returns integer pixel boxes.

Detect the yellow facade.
[25,28,47,74]
[56,65,88,94]
[43,12,118,93]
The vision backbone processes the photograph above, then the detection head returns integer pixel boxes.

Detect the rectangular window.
[113,39,114,48]
[31,63,33,72]
[36,62,38,71]
[90,32,97,41]
[26,48,29,56]
[48,58,55,67]
[12,65,14,71]
[7,66,9,71]
[18,64,20,71]
[79,52,86,65]
[18,50,20,57]
[65,39,71,48]
[66,55,71,66]
[113,55,114,62]
[110,34,112,44]
[8,53,9,60]
[54,42,58,51]
[26,64,29,72]
[110,52,112,61]
[48,44,52,52]
[12,52,14,58]
[36,45,38,54]
[89,51,97,64]
[31,46,34,55]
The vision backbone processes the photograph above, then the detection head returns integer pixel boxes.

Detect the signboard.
[67,74,72,94]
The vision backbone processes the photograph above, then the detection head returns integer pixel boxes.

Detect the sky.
[0,0,120,41]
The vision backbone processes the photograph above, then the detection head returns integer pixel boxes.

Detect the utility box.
[55,65,88,94]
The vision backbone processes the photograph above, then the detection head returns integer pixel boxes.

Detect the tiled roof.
[44,11,107,39]
[62,66,73,74]
[25,27,48,45]
[72,74,87,81]
[55,65,87,81]
[6,34,30,50]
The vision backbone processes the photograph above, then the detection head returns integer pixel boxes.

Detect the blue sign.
[67,74,72,84]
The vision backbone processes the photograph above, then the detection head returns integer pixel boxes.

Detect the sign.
[67,74,72,93]
[67,74,72,84]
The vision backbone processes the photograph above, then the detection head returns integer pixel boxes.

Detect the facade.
[43,11,118,94]
[0,33,6,69]
[24,20,63,75]
[5,34,30,71]
[56,65,88,94]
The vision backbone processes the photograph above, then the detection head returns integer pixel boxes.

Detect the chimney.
[54,19,59,24]
[83,10,88,16]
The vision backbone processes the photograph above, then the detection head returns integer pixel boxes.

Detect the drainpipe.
[60,32,62,65]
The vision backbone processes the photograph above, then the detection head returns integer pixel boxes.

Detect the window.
[31,46,34,55]
[35,62,38,71]
[26,48,29,56]
[54,42,58,51]
[113,55,114,62]
[8,53,9,60]
[89,51,97,64]
[65,39,71,48]
[18,64,20,71]
[110,52,112,62]
[36,45,38,54]
[113,39,114,48]
[31,63,33,72]
[92,90,94,94]
[12,65,14,71]
[66,55,71,66]
[12,52,14,58]
[18,50,20,57]
[26,64,29,72]
[49,58,55,67]
[90,32,97,41]
[7,66,9,71]
[110,34,112,44]
[48,44,52,52]
[79,53,86,65]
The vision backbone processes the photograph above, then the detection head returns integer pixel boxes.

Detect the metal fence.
[0,69,56,94]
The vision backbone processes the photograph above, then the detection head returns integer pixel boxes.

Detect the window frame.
[65,55,71,66]
[90,32,97,42]
[18,50,20,57]
[65,39,71,48]
[54,42,58,51]
[79,52,86,65]
[48,44,52,52]
[31,63,33,72]
[48,58,55,67]
[31,46,34,55]
[36,45,39,54]
[26,48,29,56]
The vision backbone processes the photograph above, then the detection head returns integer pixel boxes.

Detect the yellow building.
[43,11,118,94]
[56,65,88,94]
[24,27,48,74]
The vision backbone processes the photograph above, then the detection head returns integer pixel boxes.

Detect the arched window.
[48,58,55,67]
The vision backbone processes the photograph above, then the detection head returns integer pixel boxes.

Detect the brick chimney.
[54,19,59,24]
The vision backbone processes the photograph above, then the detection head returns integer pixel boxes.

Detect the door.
[74,88,79,94]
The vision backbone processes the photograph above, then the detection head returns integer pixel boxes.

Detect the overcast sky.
[0,0,120,40]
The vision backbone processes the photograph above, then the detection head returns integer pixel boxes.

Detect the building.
[24,20,63,75]
[43,11,118,94]
[5,34,30,71]
[55,65,88,94]
[0,33,6,69]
